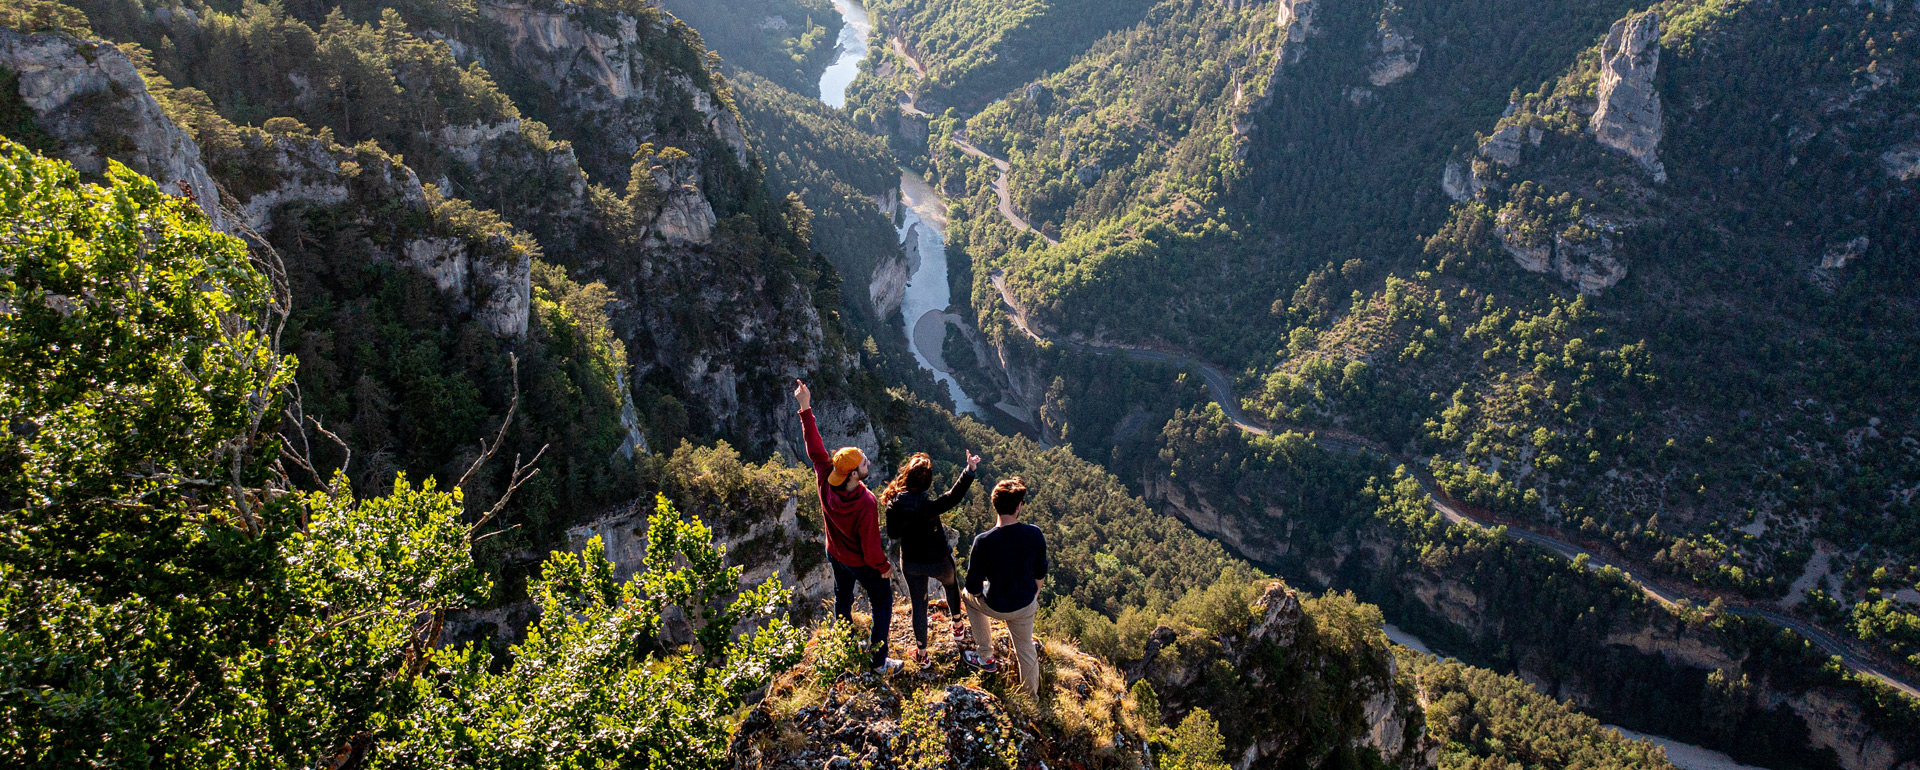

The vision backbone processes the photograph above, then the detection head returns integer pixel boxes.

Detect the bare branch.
[456,354,521,495]
[468,444,548,535]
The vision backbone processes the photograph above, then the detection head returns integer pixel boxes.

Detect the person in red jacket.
[793,379,902,673]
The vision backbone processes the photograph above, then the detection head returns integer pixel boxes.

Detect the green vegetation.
[844,0,1157,120]
[384,497,803,768]
[661,0,839,94]
[921,0,1920,674]
[1407,651,1676,770]
[0,140,478,766]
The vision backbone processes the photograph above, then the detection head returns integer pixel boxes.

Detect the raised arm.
[794,379,830,474]
[928,450,981,515]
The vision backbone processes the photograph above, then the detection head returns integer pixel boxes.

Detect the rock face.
[1787,690,1914,770]
[1442,160,1485,202]
[1812,235,1870,289]
[230,132,532,337]
[1479,124,1528,167]
[469,0,749,183]
[426,0,876,447]
[1130,582,1434,769]
[1880,145,1920,181]
[1368,25,1423,86]
[1493,211,1627,295]
[0,29,225,228]
[867,223,914,320]
[1590,12,1667,182]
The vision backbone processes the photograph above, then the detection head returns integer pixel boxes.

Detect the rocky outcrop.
[230,132,532,337]
[1143,475,1295,565]
[645,150,718,245]
[1590,12,1667,182]
[729,602,1153,769]
[1494,211,1627,295]
[401,235,532,337]
[1368,25,1422,87]
[867,224,915,320]
[1131,582,1434,769]
[1552,221,1627,295]
[465,0,748,183]
[1786,690,1915,770]
[1442,160,1486,202]
[1478,124,1528,167]
[1812,235,1870,288]
[1883,145,1920,181]
[1276,0,1320,45]
[0,29,225,228]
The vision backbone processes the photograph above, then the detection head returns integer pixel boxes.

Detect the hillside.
[5,0,1918,766]
[659,0,840,94]
[897,0,1919,708]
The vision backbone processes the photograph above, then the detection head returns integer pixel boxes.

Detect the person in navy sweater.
[961,477,1047,698]
[793,379,901,673]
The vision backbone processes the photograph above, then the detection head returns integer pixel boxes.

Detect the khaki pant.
[962,590,1039,698]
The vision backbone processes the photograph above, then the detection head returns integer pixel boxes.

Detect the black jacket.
[886,471,975,565]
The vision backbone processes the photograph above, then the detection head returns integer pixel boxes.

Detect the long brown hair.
[880,452,935,507]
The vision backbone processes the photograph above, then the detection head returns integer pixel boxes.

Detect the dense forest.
[6,0,1920,766]
[659,0,840,94]
[894,0,1920,688]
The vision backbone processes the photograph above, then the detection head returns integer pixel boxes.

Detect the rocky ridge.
[0,29,535,336]
[1590,12,1666,183]
[0,27,223,227]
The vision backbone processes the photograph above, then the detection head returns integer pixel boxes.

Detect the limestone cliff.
[867,221,916,321]
[1368,13,1422,87]
[1130,582,1436,769]
[0,28,223,227]
[1590,12,1666,183]
[425,0,873,449]
[227,131,532,337]
[0,28,533,337]
[457,0,749,184]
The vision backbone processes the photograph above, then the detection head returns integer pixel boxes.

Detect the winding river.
[896,172,983,414]
[818,1,983,415]
[817,0,871,108]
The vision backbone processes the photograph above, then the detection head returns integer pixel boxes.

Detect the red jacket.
[801,408,889,573]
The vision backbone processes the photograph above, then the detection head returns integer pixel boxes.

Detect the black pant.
[903,559,963,648]
[831,556,893,667]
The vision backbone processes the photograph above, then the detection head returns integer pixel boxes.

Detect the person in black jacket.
[879,449,980,663]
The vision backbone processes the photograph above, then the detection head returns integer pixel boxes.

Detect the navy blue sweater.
[965,522,1048,613]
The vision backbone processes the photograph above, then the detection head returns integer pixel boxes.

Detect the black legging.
[903,562,964,648]
[831,556,893,667]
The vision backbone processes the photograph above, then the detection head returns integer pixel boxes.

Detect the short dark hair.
[991,477,1027,517]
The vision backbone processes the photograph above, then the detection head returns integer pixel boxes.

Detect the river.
[817,0,872,108]
[896,172,984,414]
[817,0,982,415]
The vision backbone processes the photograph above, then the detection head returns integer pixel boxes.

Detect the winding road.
[987,268,1920,700]
[954,134,1059,246]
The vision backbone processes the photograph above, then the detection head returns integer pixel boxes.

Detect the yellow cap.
[827,447,865,486]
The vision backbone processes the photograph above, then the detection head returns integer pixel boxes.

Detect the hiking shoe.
[951,620,970,642]
[963,650,999,673]
[874,657,905,675]
[912,647,929,665]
